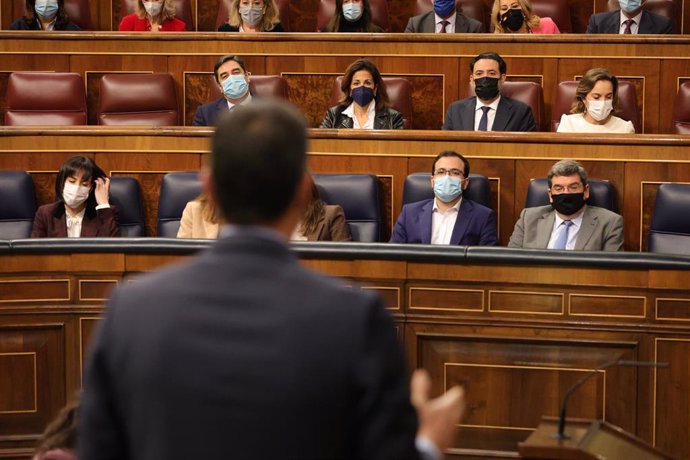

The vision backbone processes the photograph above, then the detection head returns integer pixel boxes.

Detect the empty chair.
[530,0,572,33]
[648,183,690,255]
[551,80,641,132]
[5,72,87,126]
[607,0,678,33]
[525,178,617,212]
[402,173,491,208]
[209,75,289,100]
[157,172,201,237]
[672,81,690,134]
[215,0,291,31]
[98,73,179,126]
[317,0,390,31]
[65,0,93,29]
[414,0,489,31]
[313,174,382,242]
[330,76,413,128]
[118,0,194,30]
[467,80,544,131]
[0,171,37,239]
[109,177,145,237]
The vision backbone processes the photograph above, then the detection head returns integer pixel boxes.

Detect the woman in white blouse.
[557,68,635,134]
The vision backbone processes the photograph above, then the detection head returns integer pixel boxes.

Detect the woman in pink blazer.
[491,0,561,34]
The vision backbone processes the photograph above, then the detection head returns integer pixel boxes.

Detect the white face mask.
[63,182,91,209]
[143,1,163,18]
[342,2,363,22]
[240,5,264,27]
[586,99,613,121]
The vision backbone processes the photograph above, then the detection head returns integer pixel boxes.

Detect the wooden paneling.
[654,339,690,459]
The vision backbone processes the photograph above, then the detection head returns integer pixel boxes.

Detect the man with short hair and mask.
[405,0,485,33]
[442,52,537,132]
[193,55,253,127]
[586,0,673,34]
[390,151,498,246]
[508,159,624,251]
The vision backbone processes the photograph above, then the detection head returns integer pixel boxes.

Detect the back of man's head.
[212,100,307,225]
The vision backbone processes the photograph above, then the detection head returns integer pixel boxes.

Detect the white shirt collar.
[226,92,252,110]
[553,207,584,228]
[342,100,376,129]
[619,10,643,27]
[475,95,501,111]
[432,197,462,213]
[434,11,456,25]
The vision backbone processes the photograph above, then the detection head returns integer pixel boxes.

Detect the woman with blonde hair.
[177,192,221,239]
[491,0,559,34]
[218,0,284,32]
[119,0,186,31]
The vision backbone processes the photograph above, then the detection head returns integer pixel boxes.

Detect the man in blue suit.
[390,151,499,246]
[193,55,253,126]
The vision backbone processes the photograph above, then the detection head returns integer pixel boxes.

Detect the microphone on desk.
[554,359,668,440]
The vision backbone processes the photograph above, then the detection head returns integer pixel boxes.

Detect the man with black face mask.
[508,159,624,251]
[442,52,536,132]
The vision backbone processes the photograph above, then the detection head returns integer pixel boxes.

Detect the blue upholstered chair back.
[648,183,690,255]
[314,174,382,242]
[0,171,37,239]
[402,173,491,208]
[525,178,617,212]
[109,176,145,237]
[157,172,202,237]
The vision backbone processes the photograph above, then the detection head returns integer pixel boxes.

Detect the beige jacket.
[177,200,220,239]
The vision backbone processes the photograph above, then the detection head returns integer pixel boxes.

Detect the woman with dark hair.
[9,0,80,30]
[31,156,119,238]
[33,396,79,460]
[292,178,351,241]
[557,68,635,133]
[320,58,404,130]
[118,0,186,32]
[322,0,382,32]
[218,0,284,32]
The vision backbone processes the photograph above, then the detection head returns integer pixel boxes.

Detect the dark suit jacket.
[321,105,405,129]
[404,11,485,33]
[442,96,537,132]
[586,10,673,34]
[9,17,80,30]
[30,202,119,238]
[192,97,227,127]
[79,231,419,460]
[390,198,498,245]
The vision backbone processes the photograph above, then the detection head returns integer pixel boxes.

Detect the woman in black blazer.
[10,0,80,30]
[320,58,404,130]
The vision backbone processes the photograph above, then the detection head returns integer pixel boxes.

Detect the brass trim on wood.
[0,352,37,414]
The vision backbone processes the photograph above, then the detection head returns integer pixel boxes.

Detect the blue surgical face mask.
[618,0,642,13]
[35,0,59,20]
[342,2,363,22]
[433,175,463,203]
[351,86,375,107]
[434,0,455,18]
[222,75,249,100]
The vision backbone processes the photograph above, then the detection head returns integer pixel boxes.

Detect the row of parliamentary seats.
[3,0,681,34]
[2,168,690,254]
[4,69,690,133]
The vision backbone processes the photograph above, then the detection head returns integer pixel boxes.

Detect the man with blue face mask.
[390,151,498,246]
[586,0,673,34]
[405,0,485,33]
[193,55,253,127]
[10,0,81,30]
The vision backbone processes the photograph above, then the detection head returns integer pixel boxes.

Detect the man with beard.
[442,52,536,132]
[508,159,624,251]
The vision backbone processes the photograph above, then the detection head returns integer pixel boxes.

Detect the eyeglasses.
[551,183,584,193]
[434,168,465,178]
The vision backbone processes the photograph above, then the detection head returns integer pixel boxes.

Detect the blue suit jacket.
[390,198,499,245]
[193,97,227,127]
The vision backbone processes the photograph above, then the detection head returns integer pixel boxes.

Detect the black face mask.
[474,77,500,101]
[500,8,525,32]
[551,192,586,216]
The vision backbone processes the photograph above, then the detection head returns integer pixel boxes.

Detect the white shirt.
[65,208,86,238]
[557,113,635,133]
[435,12,456,33]
[473,96,501,131]
[547,211,584,250]
[342,100,376,129]
[431,198,461,244]
[226,92,253,111]
[619,11,642,34]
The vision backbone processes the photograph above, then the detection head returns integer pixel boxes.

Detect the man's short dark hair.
[431,151,470,177]
[470,52,507,75]
[213,55,247,83]
[547,159,589,188]
[212,100,307,224]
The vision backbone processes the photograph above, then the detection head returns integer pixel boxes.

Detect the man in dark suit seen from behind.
[193,54,254,126]
[390,151,498,246]
[442,52,536,132]
[405,0,485,33]
[79,99,465,460]
[586,0,673,34]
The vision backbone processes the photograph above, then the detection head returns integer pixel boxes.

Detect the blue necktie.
[553,220,574,250]
[478,106,490,131]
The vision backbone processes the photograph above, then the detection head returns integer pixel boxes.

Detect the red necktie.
[623,19,635,34]
[440,20,449,33]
